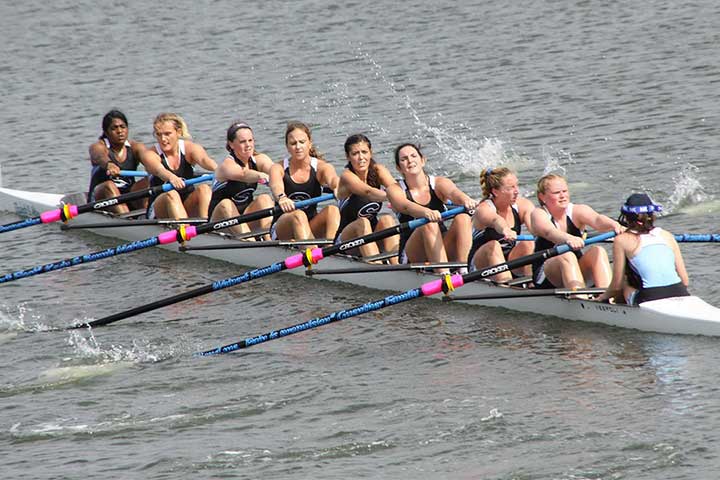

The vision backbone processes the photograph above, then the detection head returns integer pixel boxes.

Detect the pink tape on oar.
[420,274,464,296]
[284,248,325,269]
[309,248,324,264]
[157,226,199,244]
[157,230,179,244]
[284,253,305,269]
[40,205,79,223]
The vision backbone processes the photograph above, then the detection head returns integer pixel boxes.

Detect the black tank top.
[467,199,521,264]
[87,139,140,201]
[395,175,447,257]
[208,153,259,217]
[534,204,584,259]
[146,139,197,212]
[281,157,323,220]
[149,139,195,189]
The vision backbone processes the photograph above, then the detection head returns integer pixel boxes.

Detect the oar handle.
[117,170,149,177]
[291,192,335,209]
[160,173,214,193]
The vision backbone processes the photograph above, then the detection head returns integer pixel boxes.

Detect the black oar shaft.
[78,262,288,328]
[73,284,216,329]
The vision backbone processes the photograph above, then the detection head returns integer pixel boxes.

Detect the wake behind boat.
[1,185,720,337]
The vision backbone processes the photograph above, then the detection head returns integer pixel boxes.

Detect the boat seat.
[363,250,399,264]
[118,208,148,220]
[507,275,533,287]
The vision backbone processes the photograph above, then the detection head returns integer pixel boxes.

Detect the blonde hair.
[285,121,324,161]
[536,173,566,206]
[480,167,514,199]
[153,112,191,139]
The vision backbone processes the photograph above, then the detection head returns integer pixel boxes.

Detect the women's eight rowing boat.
[1,185,720,336]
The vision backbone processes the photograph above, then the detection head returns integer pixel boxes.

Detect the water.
[1,0,720,478]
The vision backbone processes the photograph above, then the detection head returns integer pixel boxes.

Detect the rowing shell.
[1,185,720,337]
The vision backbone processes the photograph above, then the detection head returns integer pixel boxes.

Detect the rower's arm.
[187,141,217,172]
[664,231,690,286]
[574,204,622,234]
[216,156,268,184]
[435,177,477,211]
[89,141,112,169]
[596,235,628,302]
[386,183,441,221]
[338,170,386,202]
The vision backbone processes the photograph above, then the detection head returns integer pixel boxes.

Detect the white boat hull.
[2,186,720,337]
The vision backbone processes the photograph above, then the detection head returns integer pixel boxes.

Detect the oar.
[443,287,605,301]
[0,193,333,285]
[305,262,468,275]
[178,239,334,251]
[673,233,720,242]
[61,218,209,230]
[195,231,616,356]
[117,170,149,177]
[71,206,466,329]
[0,174,213,234]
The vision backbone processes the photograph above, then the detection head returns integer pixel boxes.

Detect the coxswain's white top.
[629,227,681,288]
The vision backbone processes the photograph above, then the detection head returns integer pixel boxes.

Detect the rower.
[530,173,622,290]
[386,142,476,274]
[596,193,690,304]
[467,167,535,282]
[208,121,274,240]
[141,113,218,220]
[269,121,340,243]
[87,110,149,214]
[335,134,399,262]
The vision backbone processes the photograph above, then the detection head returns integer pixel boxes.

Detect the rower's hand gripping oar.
[70,206,466,329]
[0,174,213,234]
[195,230,616,357]
[0,193,333,285]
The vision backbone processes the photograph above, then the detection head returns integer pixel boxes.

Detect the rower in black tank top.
[336,194,382,239]
[87,139,141,202]
[466,198,522,265]
[279,157,323,221]
[208,153,260,217]
[532,204,585,288]
[146,139,197,215]
[395,175,447,257]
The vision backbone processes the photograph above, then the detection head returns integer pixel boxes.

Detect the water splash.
[0,302,54,333]
[665,164,716,215]
[351,46,531,181]
[540,145,575,177]
[66,329,171,364]
[481,408,504,422]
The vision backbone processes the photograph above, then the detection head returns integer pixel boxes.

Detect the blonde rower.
[468,167,535,282]
[530,174,622,289]
[142,113,217,220]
